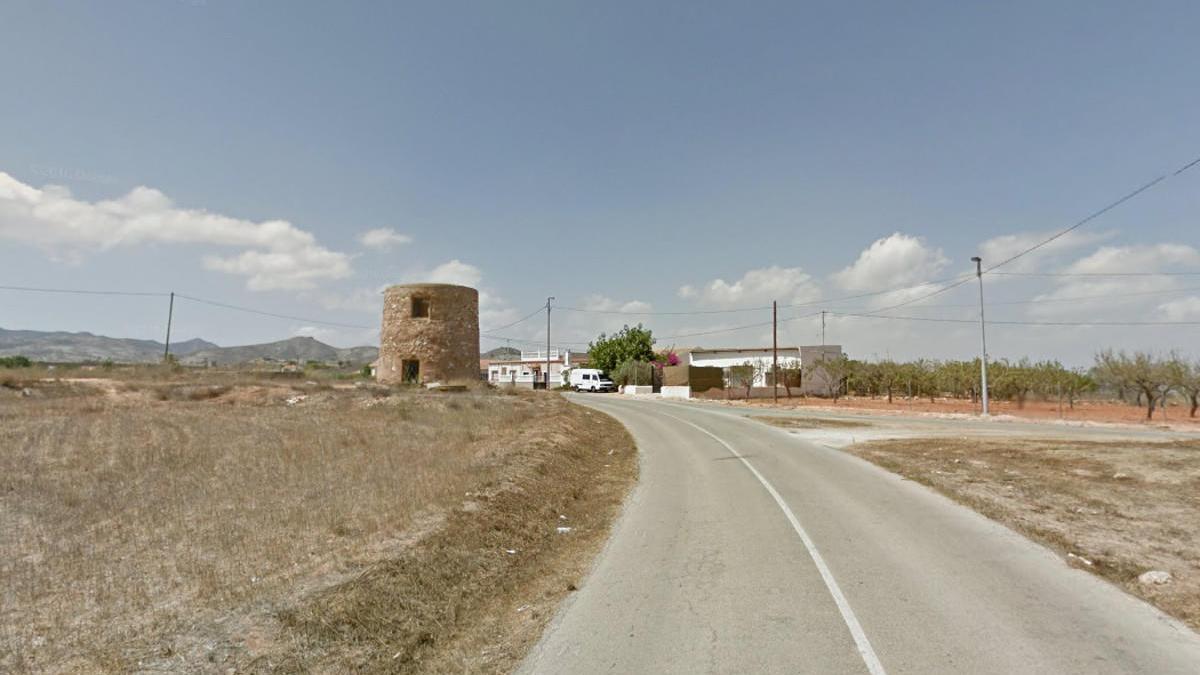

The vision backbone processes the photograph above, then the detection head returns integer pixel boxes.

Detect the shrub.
[0,355,33,368]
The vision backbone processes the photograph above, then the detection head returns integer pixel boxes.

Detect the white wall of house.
[487,349,575,387]
[688,348,801,387]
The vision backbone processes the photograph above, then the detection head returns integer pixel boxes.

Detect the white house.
[487,348,587,388]
[686,347,801,387]
[686,345,843,393]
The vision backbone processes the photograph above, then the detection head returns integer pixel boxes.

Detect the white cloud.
[833,232,948,291]
[977,229,1113,273]
[1065,243,1200,274]
[0,171,351,290]
[427,259,484,287]
[1014,244,1200,320]
[309,285,388,314]
[677,266,821,307]
[580,294,652,313]
[1159,297,1200,321]
[358,227,412,250]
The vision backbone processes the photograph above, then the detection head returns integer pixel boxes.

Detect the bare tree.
[1166,354,1200,418]
[1095,350,1172,420]
[777,360,802,398]
[815,355,854,403]
[725,363,755,399]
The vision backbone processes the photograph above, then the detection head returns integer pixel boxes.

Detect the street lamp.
[971,257,990,416]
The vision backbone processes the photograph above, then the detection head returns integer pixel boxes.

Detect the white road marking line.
[660,410,888,675]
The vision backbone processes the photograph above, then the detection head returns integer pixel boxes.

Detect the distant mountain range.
[0,327,378,366]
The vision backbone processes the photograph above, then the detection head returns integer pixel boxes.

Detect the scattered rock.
[1112,472,1130,480]
[1138,570,1172,586]
[1067,552,1094,567]
[556,526,572,534]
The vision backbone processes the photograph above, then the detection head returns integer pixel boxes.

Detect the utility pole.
[545,296,554,389]
[821,310,826,345]
[163,291,175,362]
[971,257,990,416]
[772,300,779,405]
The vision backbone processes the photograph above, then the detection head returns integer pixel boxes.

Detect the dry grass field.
[0,368,636,673]
[845,437,1200,631]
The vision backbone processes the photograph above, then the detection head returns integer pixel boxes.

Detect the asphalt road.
[519,395,1200,674]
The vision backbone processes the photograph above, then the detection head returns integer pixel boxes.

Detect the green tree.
[875,360,904,403]
[0,355,33,368]
[587,324,655,374]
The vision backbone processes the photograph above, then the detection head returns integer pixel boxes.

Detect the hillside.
[0,328,377,366]
[0,328,217,363]
[482,346,521,360]
[180,337,378,366]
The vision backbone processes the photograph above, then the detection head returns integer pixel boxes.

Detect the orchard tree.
[725,363,756,399]
[875,360,904,403]
[815,354,855,403]
[1166,354,1200,418]
[1094,350,1172,420]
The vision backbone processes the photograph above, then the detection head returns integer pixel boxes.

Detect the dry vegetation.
[751,415,872,430]
[0,368,637,673]
[845,437,1200,630]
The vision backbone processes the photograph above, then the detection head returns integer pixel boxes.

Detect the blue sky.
[2,1,1198,365]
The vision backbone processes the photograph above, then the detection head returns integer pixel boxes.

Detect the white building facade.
[686,347,801,387]
[686,345,844,394]
[487,349,585,388]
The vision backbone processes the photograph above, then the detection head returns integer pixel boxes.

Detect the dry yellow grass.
[0,371,636,672]
[845,437,1200,631]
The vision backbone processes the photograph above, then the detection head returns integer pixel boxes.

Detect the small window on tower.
[411,297,430,318]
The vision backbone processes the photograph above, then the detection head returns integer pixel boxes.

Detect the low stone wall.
[660,386,691,399]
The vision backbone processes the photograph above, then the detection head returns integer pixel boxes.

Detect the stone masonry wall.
[378,284,480,385]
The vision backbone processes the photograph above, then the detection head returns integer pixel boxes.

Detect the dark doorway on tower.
[401,359,420,384]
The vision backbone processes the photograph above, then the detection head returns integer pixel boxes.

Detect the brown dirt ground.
[700,390,1200,428]
[844,437,1200,632]
[0,371,636,673]
[751,415,873,430]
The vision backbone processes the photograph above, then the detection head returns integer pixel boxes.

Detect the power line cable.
[557,304,772,316]
[983,153,1200,274]
[0,284,169,297]
[829,283,1200,311]
[828,311,1200,327]
[849,152,1200,315]
[480,304,550,333]
[174,294,374,329]
[991,271,1200,278]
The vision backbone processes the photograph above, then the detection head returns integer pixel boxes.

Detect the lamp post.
[971,257,990,416]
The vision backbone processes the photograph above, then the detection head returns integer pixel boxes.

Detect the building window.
[401,359,420,384]
[411,297,430,318]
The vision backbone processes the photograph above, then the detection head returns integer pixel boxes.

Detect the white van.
[569,368,614,392]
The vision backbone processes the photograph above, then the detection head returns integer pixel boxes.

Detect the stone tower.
[377,283,480,385]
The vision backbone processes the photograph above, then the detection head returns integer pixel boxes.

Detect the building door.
[401,359,420,384]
